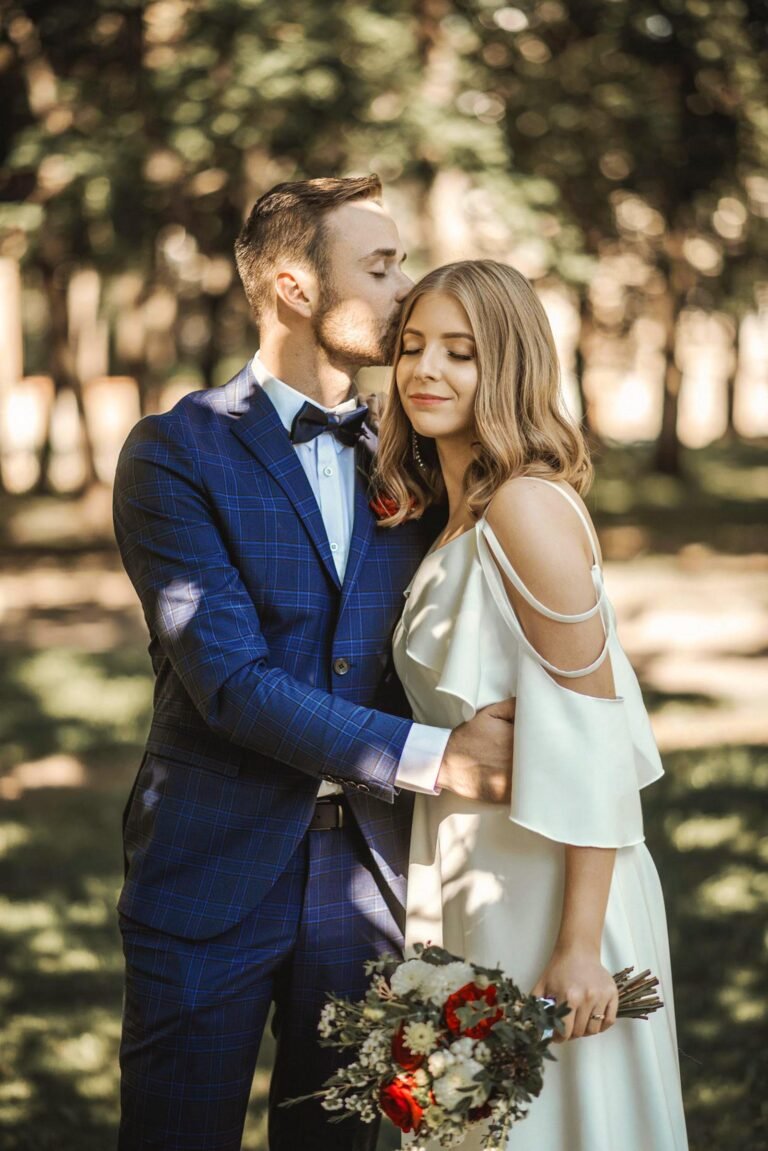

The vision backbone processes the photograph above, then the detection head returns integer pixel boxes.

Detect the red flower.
[369,493,401,520]
[469,1102,493,1121]
[391,1022,425,1071]
[369,493,419,521]
[444,981,503,1039]
[379,1074,424,1133]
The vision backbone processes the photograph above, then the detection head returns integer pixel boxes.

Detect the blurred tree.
[2,0,767,487]
[457,0,768,473]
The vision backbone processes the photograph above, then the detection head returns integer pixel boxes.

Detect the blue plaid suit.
[114,363,436,1149]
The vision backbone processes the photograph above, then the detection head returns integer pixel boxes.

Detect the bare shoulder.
[484,477,601,610]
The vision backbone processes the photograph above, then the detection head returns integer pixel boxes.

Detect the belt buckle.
[312,798,345,831]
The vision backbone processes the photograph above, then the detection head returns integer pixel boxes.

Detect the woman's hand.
[531,946,619,1042]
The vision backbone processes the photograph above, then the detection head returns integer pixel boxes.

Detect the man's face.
[313,201,413,367]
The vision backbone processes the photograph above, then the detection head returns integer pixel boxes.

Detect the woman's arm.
[531,846,619,1041]
[485,478,620,1040]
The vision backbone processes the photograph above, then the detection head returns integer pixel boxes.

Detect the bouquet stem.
[614,967,664,1020]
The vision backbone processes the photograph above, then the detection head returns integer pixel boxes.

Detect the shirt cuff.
[395,724,451,795]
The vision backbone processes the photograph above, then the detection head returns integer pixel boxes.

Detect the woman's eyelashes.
[399,345,473,360]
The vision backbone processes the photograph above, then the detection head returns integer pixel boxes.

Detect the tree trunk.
[723,314,740,441]
[574,291,603,450]
[653,300,684,476]
[36,263,99,492]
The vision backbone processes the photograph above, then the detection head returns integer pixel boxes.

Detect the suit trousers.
[118,812,402,1150]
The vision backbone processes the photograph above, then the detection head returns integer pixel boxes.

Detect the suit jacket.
[114,362,436,940]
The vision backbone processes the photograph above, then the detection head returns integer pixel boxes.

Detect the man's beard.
[313,289,403,368]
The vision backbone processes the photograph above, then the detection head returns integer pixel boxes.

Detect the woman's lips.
[409,394,449,406]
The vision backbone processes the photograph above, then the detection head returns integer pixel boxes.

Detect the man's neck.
[259,334,356,408]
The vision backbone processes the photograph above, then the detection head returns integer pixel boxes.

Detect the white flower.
[475,1042,491,1064]
[359,1029,388,1068]
[389,958,435,998]
[421,961,475,1004]
[363,1005,385,1022]
[413,1068,429,1087]
[318,1003,337,1038]
[432,1058,488,1111]
[449,1036,476,1059]
[403,1020,439,1055]
[427,1050,455,1077]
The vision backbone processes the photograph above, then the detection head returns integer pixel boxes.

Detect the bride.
[373,260,689,1150]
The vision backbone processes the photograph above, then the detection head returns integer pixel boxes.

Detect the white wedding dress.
[393,480,688,1150]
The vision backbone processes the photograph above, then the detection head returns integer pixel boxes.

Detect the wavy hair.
[373,260,592,526]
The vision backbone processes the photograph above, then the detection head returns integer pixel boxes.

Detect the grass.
[1,439,767,1149]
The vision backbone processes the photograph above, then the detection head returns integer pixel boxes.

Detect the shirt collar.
[251,352,358,435]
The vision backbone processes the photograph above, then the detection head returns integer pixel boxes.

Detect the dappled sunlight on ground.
[0,443,766,1149]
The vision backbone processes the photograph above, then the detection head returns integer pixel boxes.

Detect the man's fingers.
[485,698,516,722]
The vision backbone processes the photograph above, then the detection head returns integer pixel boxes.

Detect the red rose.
[369,493,401,520]
[469,1102,493,1121]
[444,981,503,1039]
[379,1074,424,1133]
[369,493,418,521]
[391,1022,425,1071]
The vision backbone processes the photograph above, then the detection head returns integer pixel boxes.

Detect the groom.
[114,174,515,1151]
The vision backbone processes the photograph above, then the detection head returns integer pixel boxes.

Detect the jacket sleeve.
[113,414,412,803]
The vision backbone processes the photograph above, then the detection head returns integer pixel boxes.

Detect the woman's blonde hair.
[373,259,592,526]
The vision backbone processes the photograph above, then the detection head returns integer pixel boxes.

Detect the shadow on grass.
[1,744,765,1149]
[590,438,768,557]
[641,744,768,1151]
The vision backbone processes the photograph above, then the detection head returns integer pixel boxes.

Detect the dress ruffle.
[397,521,663,849]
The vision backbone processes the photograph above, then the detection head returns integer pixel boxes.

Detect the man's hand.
[437,699,516,804]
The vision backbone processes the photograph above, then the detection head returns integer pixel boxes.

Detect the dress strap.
[476,521,612,680]
[479,520,603,623]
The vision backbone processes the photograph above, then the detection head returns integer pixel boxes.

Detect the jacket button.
[333,657,350,676]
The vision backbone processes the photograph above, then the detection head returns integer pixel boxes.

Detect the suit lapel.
[226,365,342,590]
[337,429,379,608]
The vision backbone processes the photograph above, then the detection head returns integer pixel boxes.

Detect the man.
[114,174,515,1151]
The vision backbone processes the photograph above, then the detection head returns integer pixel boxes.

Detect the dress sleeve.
[476,520,646,849]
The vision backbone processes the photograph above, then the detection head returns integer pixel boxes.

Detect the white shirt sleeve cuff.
[395,724,451,794]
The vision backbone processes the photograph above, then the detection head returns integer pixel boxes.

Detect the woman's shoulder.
[483,476,601,599]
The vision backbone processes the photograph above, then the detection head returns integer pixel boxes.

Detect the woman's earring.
[411,428,427,471]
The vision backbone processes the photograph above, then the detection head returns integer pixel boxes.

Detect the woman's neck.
[436,437,476,524]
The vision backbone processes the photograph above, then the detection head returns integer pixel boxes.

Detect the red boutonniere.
[369,493,416,521]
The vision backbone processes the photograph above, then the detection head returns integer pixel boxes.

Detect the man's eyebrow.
[360,248,407,262]
[402,327,475,339]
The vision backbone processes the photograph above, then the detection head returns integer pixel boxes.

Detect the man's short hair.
[234,174,382,323]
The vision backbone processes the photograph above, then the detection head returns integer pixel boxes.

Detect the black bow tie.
[289,401,369,448]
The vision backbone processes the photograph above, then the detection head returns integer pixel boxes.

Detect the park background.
[1,1,767,1147]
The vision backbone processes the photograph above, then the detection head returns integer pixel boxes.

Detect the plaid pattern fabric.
[113,361,432,939]
[119,817,400,1150]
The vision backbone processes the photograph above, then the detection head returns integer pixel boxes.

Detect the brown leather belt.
[310,797,347,831]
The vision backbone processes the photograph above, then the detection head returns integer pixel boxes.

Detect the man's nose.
[395,269,414,301]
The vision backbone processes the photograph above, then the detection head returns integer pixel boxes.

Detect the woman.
[374,261,688,1150]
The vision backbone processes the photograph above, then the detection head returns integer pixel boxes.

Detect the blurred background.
[1,1,767,1148]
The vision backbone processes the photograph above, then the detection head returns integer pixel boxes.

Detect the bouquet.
[286,944,663,1150]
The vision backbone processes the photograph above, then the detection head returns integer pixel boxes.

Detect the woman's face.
[395,291,478,446]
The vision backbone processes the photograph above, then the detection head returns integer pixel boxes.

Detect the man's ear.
[275,267,316,319]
